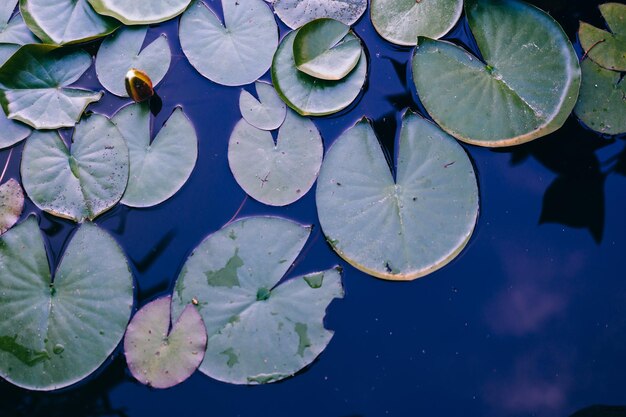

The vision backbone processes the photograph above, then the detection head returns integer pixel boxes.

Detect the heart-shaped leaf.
[579,3,626,72]
[88,0,192,25]
[316,112,479,280]
[239,81,287,131]
[272,0,366,30]
[0,179,23,235]
[172,216,344,385]
[0,216,134,391]
[0,109,30,150]
[21,114,129,222]
[180,0,278,87]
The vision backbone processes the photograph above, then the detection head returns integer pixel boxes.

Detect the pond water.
[1,0,625,416]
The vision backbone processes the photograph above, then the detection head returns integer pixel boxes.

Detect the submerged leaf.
[87,0,192,25]
[272,0,366,29]
[0,179,23,235]
[239,81,287,131]
[579,3,626,72]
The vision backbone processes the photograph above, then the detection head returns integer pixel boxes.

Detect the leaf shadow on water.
[570,405,626,417]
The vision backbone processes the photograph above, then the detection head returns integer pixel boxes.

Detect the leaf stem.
[0,148,14,184]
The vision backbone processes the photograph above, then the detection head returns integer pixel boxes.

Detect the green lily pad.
[19,0,119,45]
[0,216,134,391]
[272,0,366,29]
[0,44,18,66]
[112,103,198,208]
[0,109,30,149]
[0,179,23,235]
[411,0,581,147]
[0,1,38,45]
[172,216,344,385]
[124,296,207,389]
[293,18,361,80]
[239,81,287,131]
[370,0,463,46]
[21,114,129,222]
[574,59,626,135]
[228,110,323,206]
[0,45,102,130]
[272,30,367,116]
[87,0,192,25]
[96,27,171,98]
[579,3,626,72]
[316,112,479,281]
[180,0,278,87]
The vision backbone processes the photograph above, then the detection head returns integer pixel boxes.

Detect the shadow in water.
[570,405,626,417]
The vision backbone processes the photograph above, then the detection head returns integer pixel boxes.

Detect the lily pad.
[272,30,367,116]
[411,0,581,147]
[180,0,278,87]
[574,59,626,135]
[0,1,38,46]
[20,0,119,45]
[0,179,23,235]
[579,3,626,72]
[228,110,323,206]
[172,216,344,385]
[0,45,102,130]
[239,81,287,131]
[0,216,134,391]
[124,296,207,389]
[316,112,479,281]
[0,109,30,150]
[370,0,463,46]
[272,0,366,29]
[112,103,198,208]
[96,27,171,98]
[21,114,129,222]
[87,0,192,25]
[293,18,362,80]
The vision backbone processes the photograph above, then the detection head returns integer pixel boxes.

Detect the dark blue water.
[2,1,626,416]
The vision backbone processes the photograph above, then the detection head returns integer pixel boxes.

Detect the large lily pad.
[0,109,30,150]
[96,27,171,98]
[239,81,287,131]
[0,45,102,130]
[0,178,23,235]
[316,112,479,281]
[172,216,344,385]
[88,0,192,25]
[21,114,129,222]
[579,3,626,72]
[412,0,581,147]
[228,110,323,206]
[112,103,198,208]
[370,0,463,46]
[272,0,366,29]
[0,216,134,391]
[180,0,278,87]
[272,30,367,116]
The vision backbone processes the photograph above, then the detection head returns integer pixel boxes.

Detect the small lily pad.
[316,112,479,281]
[579,3,626,72]
[124,296,207,389]
[96,27,171,98]
[21,114,129,222]
[239,81,287,131]
[87,0,192,25]
[180,0,278,87]
[0,109,30,150]
[228,110,323,206]
[172,216,344,385]
[0,0,38,46]
[0,179,23,235]
[272,0,366,29]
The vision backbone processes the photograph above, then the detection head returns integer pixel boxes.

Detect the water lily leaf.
[579,3,626,72]
[272,0,366,29]
[0,108,30,150]
[96,27,171,98]
[272,30,367,116]
[0,179,23,235]
[112,103,198,208]
[124,296,207,389]
[180,0,278,87]
[316,112,479,281]
[0,44,17,66]
[0,45,102,130]
[21,114,129,222]
[0,1,38,45]
[172,216,344,385]
[228,110,323,206]
[239,81,286,131]
[19,0,119,45]
[87,0,192,25]
[0,216,134,391]
[412,0,581,147]
[370,0,463,46]
[293,18,361,80]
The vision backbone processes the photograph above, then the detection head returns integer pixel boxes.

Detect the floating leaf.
[228,110,323,206]
[180,0,278,87]
[172,216,344,385]
[412,0,580,147]
[21,114,129,222]
[124,296,207,389]
[112,103,198,208]
[272,0,366,30]
[0,109,30,150]
[239,81,286,131]
[0,0,38,45]
[370,0,463,46]
[579,3,626,72]
[0,45,102,130]
[96,27,171,98]
[0,216,134,390]
[87,0,192,25]
[272,30,367,116]
[316,112,479,281]
[0,179,23,235]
